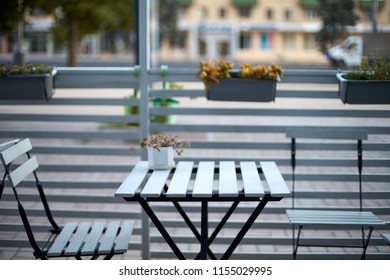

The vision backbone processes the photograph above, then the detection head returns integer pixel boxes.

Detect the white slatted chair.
[285,128,384,260]
[0,139,134,260]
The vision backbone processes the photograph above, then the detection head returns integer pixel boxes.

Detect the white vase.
[147,147,175,170]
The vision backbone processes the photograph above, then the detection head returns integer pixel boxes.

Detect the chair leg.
[103,253,114,260]
[292,225,302,260]
[360,226,374,260]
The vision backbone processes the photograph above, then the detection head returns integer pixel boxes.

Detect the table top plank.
[115,161,149,197]
[192,161,215,197]
[141,169,171,197]
[240,161,265,197]
[167,161,194,197]
[260,161,290,197]
[219,161,238,197]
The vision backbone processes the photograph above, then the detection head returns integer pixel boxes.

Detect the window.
[259,34,271,50]
[199,40,206,56]
[266,9,273,20]
[303,33,316,50]
[239,7,251,18]
[282,33,295,50]
[172,31,186,49]
[217,42,229,56]
[199,7,208,19]
[240,33,251,49]
[284,9,293,21]
[219,8,226,18]
[30,33,47,52]
[304,9,317,20]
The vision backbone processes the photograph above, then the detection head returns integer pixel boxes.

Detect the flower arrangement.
[341,57,390,81]
[0,63,54,78]
[197,59,284,88]
[140,133,190,156]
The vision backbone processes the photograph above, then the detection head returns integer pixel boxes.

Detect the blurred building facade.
[1,0,390,65]
[161,0,390,65]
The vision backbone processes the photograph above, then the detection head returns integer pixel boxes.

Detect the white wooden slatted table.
[115,160,290,260]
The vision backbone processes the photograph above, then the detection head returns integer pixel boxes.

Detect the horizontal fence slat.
[1,67,390,260]
[0,113,139,123]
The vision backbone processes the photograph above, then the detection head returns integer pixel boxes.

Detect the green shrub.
[342,57,390,80]
[0,63,53,78]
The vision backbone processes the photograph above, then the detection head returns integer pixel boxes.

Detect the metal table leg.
[139,199,186,260]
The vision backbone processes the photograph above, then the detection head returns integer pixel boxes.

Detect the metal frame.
[1,139,132,260]
[289,132,375,260]
[122,164,285,260]
[127,193,282,260]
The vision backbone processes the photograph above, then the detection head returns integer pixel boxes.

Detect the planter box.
[147,147,175,170]
[206,78,277,102]
[337,72,390,104]
[0,69,56,101]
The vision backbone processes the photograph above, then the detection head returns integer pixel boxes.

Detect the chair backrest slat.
[0,139,20,154]
[0,138,33,166]
[286,127,368,140]
[8,156,39,187]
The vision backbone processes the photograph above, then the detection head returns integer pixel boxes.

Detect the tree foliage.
[1,0,134,66]
[0,0,36,33]
[34,0,134,66]
[316,0,359,53]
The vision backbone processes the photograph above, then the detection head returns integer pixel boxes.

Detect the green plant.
[0,63,54,78]
[197,59,283,88]
[342,57,390,80]
[140,133,190,156]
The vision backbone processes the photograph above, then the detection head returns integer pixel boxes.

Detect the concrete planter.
[206,77,277,102]
[147,147,175,170]
[337,72,390,104]
[0,69,56,101]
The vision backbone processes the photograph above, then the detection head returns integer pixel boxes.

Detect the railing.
[1,67,390,259]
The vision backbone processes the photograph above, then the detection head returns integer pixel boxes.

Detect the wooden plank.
[81,221,106,255]
[64,222,91,255]
[260,161,290,197]
[140,169,171,197]
[240,161,265,197]
[219,161,238,197]
[286,127,368,140]
[47,222,78,257]
[115,161,149,197]
[98,220,120,254]
[8,156,39,187]
[166,161,193,197]
[114,220,134,253]
[0,138,31,165]
[192,161,215,197]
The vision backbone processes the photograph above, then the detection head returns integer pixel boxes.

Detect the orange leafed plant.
[198,60,283,88]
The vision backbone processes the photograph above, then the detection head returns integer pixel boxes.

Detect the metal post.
[372,0,378,33]
[133,0,139,65]
[13,0,26,65]
[139,0,151,260]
